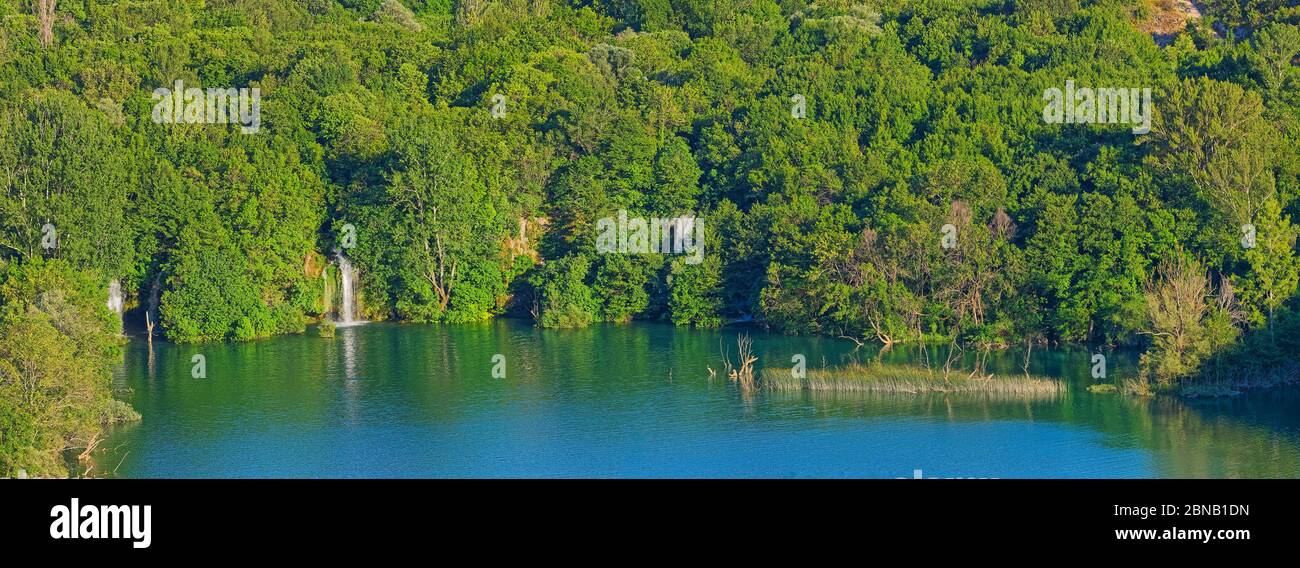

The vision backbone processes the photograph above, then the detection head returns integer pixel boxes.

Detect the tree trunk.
[34,0,56,47]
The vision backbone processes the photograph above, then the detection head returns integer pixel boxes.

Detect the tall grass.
[761,363,1065,397]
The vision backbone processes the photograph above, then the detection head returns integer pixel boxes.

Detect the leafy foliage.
[0,0,1296,405]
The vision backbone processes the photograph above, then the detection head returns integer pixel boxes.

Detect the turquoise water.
[100,320,1300,478]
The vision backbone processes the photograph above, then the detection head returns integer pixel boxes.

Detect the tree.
[532,254,599,328]
[1139,255,1239,386]
[0,91,132,280]
[33,0,56,48]
[668,253,723,327]
[160,243,282,342]
[594,254,655,323]
[1235,198,1300,325]
[384,116,502,320]
[1251,24,1300,96]
[0,259,136,477]
[1151,78,1276,228]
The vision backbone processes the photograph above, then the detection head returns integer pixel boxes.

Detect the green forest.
[1,0,1299,476]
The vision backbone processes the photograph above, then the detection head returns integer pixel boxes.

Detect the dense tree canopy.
[1,0,1298,473]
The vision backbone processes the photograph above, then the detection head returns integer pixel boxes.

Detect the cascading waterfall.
[336,251,356,325]
[106,279,124,329]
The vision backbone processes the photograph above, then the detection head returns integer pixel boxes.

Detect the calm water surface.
[100,320,1300,478]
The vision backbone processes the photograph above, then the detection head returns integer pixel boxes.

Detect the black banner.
[1,479,1287,554]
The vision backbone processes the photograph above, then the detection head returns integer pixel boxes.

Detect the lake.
[100,320,1300,478]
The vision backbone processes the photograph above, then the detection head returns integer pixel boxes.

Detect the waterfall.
[336,251,356,325]
[106,279,124,329]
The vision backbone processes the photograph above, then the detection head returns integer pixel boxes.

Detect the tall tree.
[384,116,502,320]
[1151,78,1276,228]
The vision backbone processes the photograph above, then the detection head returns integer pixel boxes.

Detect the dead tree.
[34,0,56,48]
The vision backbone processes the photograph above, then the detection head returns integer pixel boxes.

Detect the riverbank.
[1177,363,1300,398]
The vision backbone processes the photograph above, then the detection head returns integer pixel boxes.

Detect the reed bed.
[761,364,1065,397]
[768,385,1066,405]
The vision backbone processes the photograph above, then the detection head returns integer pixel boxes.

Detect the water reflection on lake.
[102,321,1300,478]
